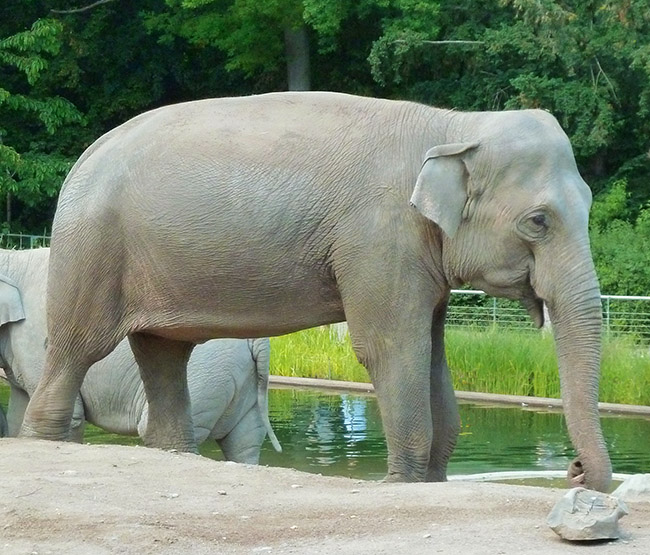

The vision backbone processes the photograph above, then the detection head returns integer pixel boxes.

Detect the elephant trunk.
[544,253,612,492]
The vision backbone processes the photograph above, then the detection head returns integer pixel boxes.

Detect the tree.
[148,1,449,93]
[149,0,310,91]
[0,18,83,230]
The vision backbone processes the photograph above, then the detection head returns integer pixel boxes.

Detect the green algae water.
[2,385,648,480]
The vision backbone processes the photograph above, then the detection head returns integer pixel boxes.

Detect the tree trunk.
[284,26,311,91]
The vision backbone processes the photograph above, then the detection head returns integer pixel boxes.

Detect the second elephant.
[0,247,280,463]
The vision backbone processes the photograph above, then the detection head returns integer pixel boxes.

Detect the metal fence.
[448,289,650,341]
[4,235,650,341]
[0,233,50,249]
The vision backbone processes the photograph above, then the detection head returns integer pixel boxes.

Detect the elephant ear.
[0,274,26,327]
[410,142,479,238]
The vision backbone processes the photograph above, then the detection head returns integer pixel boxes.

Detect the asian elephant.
[0,248,280,463]
[20,91,611,491]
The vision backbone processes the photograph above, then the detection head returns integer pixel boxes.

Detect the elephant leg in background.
[343,275,437,483]
[0,405,6,436]
[6,384,29,436]
[427,300,461,481]
[217,407,267,464]
[69,396,87,443]
[128,332,197,452]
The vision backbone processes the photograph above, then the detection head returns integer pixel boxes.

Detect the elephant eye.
[531,214,547,228]
[517,211,550,240]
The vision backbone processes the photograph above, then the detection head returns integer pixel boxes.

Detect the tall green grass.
[270,326,650,406]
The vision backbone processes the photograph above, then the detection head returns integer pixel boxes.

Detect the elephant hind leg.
[217,408,266,464]
[128,332,197,452]
[20,346,96,441]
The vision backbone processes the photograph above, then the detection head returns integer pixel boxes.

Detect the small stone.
[350,489,360,494]
[423,533,432,539]
[290,525,298,530]
[547,487,628,541]
[217,490,227,496]
[291,484,302,489]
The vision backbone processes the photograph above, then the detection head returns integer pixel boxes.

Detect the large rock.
[613,474,650,502]
[547,487,628,541]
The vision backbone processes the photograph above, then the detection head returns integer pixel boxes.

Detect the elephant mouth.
[521,292,545,328]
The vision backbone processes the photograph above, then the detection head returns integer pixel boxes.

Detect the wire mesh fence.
[449,289,650,342]
[447,290,537,330]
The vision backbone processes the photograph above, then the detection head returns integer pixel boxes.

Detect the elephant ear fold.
[410,142,479,238]
[0,274,26,327]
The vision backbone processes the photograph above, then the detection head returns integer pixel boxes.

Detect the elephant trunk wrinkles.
[547,259,612,493]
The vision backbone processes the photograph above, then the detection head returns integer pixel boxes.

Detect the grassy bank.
[270,326,650,406]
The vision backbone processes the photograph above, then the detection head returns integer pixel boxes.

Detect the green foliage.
[366,0,442,86]
[590,179,650,296]
[152,0,303,83]
[0,17,83,229]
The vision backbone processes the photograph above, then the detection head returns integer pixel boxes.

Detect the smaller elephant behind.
[0,248,281,463]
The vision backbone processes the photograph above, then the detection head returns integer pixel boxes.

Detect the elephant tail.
[249,338,282,453]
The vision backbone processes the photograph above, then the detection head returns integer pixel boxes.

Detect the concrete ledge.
[270,375,650,418]
[447,470,632,483]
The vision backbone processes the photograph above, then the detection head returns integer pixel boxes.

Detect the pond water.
[2,385,649,481]
[237,388,650,481]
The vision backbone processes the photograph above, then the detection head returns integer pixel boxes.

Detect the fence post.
[492,297,497,325]
[605,297,610,336]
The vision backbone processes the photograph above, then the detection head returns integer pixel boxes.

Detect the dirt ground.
[1,439,648,555]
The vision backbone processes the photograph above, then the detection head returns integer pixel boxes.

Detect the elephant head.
[411,109,612,492]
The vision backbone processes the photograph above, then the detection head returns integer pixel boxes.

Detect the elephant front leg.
[427,301,461,481]
[128,333,197,452]
[346,315,435,482]
[376,366,434,483]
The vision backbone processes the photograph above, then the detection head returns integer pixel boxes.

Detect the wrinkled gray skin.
[0,248,280,463]
[21,92,611,491]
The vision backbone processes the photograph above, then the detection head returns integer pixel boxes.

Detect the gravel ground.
[1,439,648,554]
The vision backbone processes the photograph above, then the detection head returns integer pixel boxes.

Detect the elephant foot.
[383,470,426,483]
[425,470,448,483]
[567,458,586,487]
[142,437,199,454]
